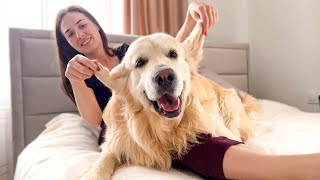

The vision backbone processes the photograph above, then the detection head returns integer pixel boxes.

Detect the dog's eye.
[167,50,178,59]
[136,58,147,68]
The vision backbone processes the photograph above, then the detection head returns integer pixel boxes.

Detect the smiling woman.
[1,0,118,107]
[60,13,106,58]
[2,2,124,179]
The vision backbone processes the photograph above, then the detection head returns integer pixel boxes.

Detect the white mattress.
[14,100,320,180]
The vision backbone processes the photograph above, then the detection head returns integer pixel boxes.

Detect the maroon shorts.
[173,134,242,179]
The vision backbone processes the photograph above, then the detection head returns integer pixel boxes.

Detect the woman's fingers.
[65,72,82,82]
[207,5,214,29]
[74,54,98,71]
[65,65,92,81]
[70,60,93,76]
[90,59,101,72]
[65,54,97,81]
[215,7,219,25]
[197,5,209,33]
[189,2,219,34]
[212,6,219,27]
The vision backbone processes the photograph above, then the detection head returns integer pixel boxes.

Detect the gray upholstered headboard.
[9,27,249,170]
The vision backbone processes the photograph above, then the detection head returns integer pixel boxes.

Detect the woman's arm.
[70,81,102,127]
[66,54,102,127]
[224,144,320,180]
[176,1,218,42]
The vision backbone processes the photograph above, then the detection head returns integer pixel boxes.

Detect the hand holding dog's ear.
[188,1,219,35]
[65,54,99,83]
[183,21,204,46]
[94,61,128,93]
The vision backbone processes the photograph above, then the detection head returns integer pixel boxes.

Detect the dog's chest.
[105,124,173,170]
[104,104,174,170]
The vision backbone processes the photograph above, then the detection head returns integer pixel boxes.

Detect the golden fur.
[80,21,260,180]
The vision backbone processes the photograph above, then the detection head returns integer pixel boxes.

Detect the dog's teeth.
[158,101,163,109]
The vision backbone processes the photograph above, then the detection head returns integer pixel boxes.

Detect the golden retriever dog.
[81,21,259,179]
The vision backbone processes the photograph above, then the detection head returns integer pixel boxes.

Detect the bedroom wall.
[1,0,43,108]
[200,0,248,43]
[194,0,320,112]
[248,0,320,112]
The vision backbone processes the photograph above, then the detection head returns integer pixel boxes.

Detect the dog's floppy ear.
[95,62,128,93]
[182,21,205,73]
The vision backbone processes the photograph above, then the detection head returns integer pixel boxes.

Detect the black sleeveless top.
[85,43,129,145]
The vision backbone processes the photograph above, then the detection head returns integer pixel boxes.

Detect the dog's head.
[95,21,204,120]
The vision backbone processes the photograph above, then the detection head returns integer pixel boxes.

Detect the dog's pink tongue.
[157,94,179,112]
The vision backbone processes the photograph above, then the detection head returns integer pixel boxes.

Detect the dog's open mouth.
[151,93,181,119]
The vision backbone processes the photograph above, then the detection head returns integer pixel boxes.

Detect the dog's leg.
[80,148,118,180]
[219,89,254,142]
[238,91,261,116]
[215,117,242,142]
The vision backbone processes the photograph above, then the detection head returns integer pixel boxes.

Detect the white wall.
[201,0,248,43]
[192,0,320,112]
[248,0,320,112]
[0,0,43,108]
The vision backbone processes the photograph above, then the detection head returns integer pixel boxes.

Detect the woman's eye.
[80,24,87,28]
[168,50,177,59]
[68,32,74,38]
[136,58,147,68]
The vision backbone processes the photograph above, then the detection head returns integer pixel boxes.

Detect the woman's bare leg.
[223,144,320,180]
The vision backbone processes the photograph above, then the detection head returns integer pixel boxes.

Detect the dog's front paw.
[80,169,111,180]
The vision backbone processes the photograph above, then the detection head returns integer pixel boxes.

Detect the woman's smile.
[80,37,92,46]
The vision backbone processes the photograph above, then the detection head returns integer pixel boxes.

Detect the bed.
[9,28,320,180]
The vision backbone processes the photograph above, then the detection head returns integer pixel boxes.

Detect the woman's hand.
[187,1,219,35]
[65,54,99,83]
[176,1,218,42]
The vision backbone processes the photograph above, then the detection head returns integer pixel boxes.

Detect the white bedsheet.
[247,100,320,155]
[14,100,320,180]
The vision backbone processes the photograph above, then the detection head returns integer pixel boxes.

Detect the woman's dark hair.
[54,5,114,104]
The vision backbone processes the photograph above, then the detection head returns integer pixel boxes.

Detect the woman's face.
[60,12,102,56]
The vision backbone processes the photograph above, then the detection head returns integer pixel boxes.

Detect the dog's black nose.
[154,68,175,87]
